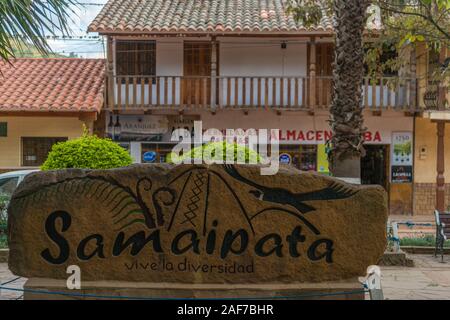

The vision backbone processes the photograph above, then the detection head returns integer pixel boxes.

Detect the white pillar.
[130,142,142,164]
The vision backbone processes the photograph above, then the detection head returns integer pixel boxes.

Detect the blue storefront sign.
[279,153,292,165]
[143,151,157,163]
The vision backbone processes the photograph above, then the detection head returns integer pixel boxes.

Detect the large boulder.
[8,164,387,283]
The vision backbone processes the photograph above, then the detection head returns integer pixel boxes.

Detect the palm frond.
[0,0,79,63]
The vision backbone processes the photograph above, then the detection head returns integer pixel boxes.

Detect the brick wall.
[413,183,450,215]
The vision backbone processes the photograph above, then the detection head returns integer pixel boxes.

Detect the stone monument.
[7,164,388,299]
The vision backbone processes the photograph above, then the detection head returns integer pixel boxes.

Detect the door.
[361,145,388,190]
[316,43,334,106]
[183,42,211,105]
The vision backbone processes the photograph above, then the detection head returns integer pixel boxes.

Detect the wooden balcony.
[105,75,419,112]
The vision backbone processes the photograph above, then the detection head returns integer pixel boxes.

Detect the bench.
[434,210,450,262]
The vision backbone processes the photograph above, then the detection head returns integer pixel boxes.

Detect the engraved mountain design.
[10,165,359,236]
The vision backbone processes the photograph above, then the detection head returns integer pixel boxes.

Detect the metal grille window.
[116,41,156,77]
[21,137,67,167]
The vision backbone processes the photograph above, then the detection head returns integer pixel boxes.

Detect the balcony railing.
[105,75,418,111]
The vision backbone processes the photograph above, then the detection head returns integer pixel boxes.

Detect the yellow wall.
[414,117,450,183]
[0,116,85,168]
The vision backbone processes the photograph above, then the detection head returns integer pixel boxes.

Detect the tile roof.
[88,0,333,34]
[0,59,105,113]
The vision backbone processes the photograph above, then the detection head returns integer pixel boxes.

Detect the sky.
[46,0,107,58]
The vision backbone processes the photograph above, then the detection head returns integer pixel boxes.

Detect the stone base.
[0,249,8,263]
[378,251,415,267]
[23,278,366,300]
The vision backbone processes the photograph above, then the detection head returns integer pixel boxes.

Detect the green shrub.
[0,192,9,218]
[168,141,262,164]
[41,130,133,170]
[0,235,7,249]
[400,235,450,247]
[0,200,7,249]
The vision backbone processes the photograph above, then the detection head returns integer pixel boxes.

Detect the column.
[210,36,218,111]
[130,142,142,164]
[107,36,115,109]
[309,37,317,109]
[436,120,445,212]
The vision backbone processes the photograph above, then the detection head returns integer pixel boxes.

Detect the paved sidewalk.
[0,263,26,300]
[381,254,450,300]
[1,255,450,300]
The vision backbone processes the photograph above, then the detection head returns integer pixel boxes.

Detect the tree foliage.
[287,0,449,174]
[0,0,78,62]
[287,0,450,78]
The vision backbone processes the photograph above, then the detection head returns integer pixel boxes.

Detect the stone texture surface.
[0,250,8,263]
[8,164,387,284]
[378,251,414,267]
[3,255,450,300]
[22,278,365,300]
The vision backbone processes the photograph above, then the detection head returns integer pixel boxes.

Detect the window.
[280,145,318,171]
[0,177,19,197]
[0,123,7,137]
[21,137,67,167]
[116,41,156,77]
[141,143,180,163]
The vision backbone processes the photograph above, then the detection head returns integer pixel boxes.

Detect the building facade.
[0,58,105,172]
[88,0,448,216]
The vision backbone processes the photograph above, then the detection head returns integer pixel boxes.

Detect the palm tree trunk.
[329,0,370,180]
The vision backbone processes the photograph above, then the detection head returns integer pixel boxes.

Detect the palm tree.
[288,0,369,180]
[0,0,77,62]
[328,0,370,179]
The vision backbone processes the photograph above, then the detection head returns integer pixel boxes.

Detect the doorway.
[183,42,212,105]
[315,43,333,106]
[361,145,389,190]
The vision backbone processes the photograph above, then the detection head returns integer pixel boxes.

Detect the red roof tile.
[0,59,105,113]
[88,0,333,34]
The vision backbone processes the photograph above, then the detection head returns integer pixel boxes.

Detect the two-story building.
[88,0,438,216]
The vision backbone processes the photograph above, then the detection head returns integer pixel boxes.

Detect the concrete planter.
[0,249,8,263]
[401,246,450,255]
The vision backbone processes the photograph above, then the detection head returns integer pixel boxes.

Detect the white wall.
[156,39,183,76]
[219,38,308,77]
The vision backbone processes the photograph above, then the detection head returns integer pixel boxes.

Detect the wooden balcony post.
[106,36,115,109]
[211,37,218,111]
[309,37,317,109]
[436,120,446,212]
[409,47,417,110]
[438,47,447,111]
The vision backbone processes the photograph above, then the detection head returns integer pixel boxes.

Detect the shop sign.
[207,129,384,144]
[391,132,413,183]
[278,130,383,144]
[279,154,291,165]
[107,114,169,141]
[143,151,157,163]
[391,166,413,183]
